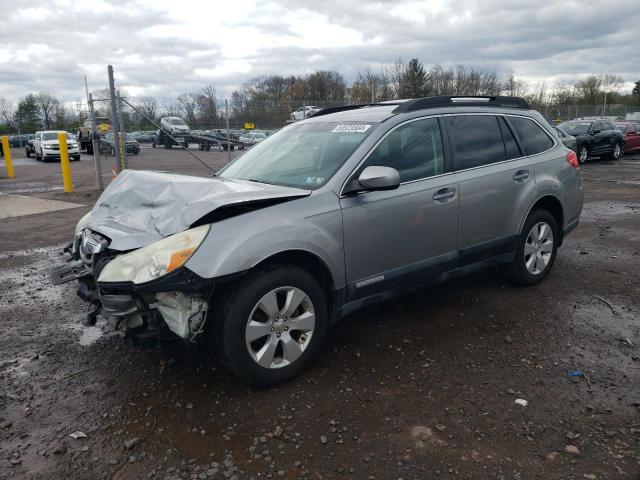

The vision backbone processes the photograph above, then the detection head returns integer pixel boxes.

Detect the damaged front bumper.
[51,230,214,344]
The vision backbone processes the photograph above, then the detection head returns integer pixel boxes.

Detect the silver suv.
[52,96,583,386]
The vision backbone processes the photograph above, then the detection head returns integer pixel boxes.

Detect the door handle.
[513,170,530,182]
[433,188,456,202]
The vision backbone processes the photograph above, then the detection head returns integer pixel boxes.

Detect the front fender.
[185,192,345,289]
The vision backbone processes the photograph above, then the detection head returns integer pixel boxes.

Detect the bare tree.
[600,73,624,115]
[502,70,528,97]
[34,93,60,129]
[196,85,218,126]
[574,75,602,105]
[0,97,16,128]
[177,93,198,126]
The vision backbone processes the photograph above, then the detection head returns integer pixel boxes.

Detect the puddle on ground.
[61,319,112,346]
[0,183,64,194]
[580,201,640,223]
[0,245,69,313]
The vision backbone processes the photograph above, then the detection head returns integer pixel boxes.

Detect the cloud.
[0,0,639,105]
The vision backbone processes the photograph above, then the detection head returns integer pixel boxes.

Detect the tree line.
[2,58,640,134]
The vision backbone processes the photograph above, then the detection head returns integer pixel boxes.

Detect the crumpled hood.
[86,169,311,251]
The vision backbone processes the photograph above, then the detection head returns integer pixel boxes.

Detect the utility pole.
[108,65,122,174]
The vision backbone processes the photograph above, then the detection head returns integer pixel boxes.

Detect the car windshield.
[253,133,266,138]
[170,119,186,125]
[219,122,375,189]
[557,122,591,135]
[42,132,71,141]
[614,124,627,132]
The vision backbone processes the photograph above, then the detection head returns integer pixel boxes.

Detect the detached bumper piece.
[51,260,90,285]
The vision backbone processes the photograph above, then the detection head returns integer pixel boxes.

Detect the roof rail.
[309,104,368,118]
[392,96,530,114]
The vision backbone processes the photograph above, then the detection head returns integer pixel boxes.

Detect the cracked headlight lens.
[98,225,210,284]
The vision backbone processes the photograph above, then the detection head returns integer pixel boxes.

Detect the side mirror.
[345,166,400,194]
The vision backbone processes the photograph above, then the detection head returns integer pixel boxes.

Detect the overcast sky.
[2,0,639,105]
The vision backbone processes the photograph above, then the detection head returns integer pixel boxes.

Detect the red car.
[614,122,640,154]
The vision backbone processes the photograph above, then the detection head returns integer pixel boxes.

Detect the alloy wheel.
[524,222,554,275]
[245,286,316,369]
[613,143,621,159]
[578,147,588,164]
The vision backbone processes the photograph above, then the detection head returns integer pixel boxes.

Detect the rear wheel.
[211,264,328,387]
[503,210,558,286]
[607,142,623,160]
[578,145,589,164]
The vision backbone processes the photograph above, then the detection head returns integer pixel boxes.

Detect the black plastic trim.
[392,96,530,114]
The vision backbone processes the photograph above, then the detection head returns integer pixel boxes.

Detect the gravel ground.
[0,148,639,479]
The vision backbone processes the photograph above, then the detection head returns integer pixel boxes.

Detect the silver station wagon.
[53,96,583,386]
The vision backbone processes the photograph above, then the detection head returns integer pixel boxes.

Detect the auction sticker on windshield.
[331,124,372,133]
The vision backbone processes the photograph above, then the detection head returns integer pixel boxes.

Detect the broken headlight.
[97,225,210,284]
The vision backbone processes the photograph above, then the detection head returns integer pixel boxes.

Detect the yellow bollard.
[1,135,15,178]
[58,132,73,192]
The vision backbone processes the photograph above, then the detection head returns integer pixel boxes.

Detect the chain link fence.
[84,90,349,188]
[80,67,640,190]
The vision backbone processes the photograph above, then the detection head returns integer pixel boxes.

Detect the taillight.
[566,151,579,169]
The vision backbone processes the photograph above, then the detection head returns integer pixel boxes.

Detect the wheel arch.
[248,249,337,313]
[522,195,565,246]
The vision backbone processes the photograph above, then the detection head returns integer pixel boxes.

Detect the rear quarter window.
[508,117,554,156]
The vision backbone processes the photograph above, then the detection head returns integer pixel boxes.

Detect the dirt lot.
[0,147,639,480]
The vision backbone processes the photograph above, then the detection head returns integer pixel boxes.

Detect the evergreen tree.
[403,58,427,98]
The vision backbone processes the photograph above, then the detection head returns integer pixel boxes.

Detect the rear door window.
[508,116,554,156]
[447,115,505,170]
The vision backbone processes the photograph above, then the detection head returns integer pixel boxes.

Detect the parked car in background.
[290,106,321,121]
[33,131,80,162]
[553,126,577,152]
[101,133,140,155]
[9,135,23,147]
[25,137,35,157]
[239,131,267,146]
[556,120,624,163]
[614,122,640,154]
[52,95,583,386]
[131,131,155,144]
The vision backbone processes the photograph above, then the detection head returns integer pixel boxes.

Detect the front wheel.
[211,264,328,387]
[503,210,558,286]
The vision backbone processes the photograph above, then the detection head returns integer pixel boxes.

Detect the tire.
[152,143,156,149]
[25,151,30,158]
[503,210,559,286]
[578,145,589,164]
[606,142,623,160]
[210,264,329,387]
